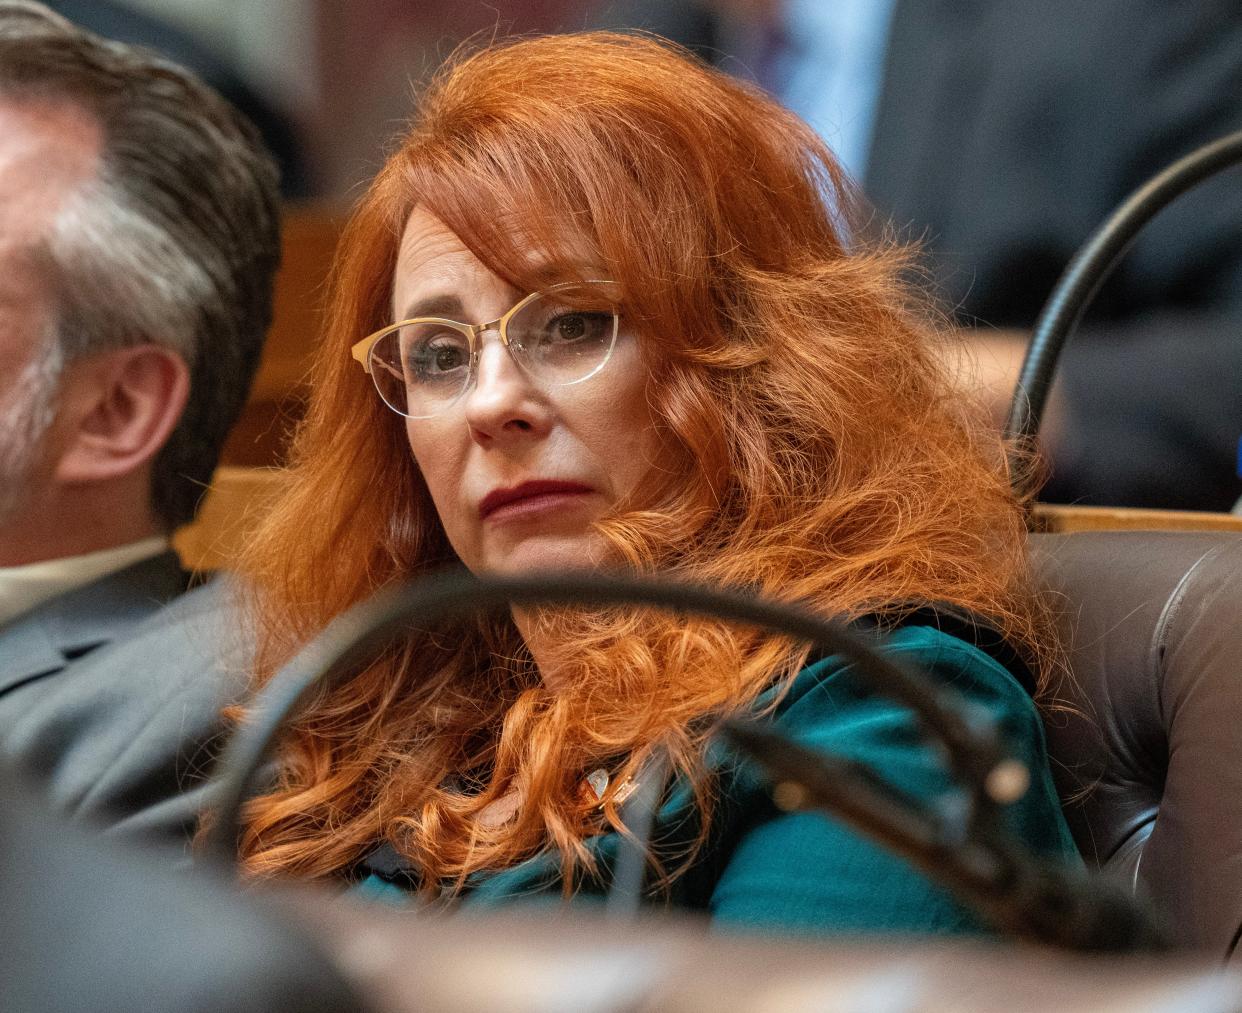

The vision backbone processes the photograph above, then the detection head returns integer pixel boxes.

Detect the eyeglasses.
[351,281,621,419]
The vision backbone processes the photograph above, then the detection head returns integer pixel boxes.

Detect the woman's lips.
[479,480,595,521]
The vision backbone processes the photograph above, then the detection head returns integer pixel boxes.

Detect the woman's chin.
[475,532,609,577]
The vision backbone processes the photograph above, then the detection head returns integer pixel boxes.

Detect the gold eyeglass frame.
[350,280,621,418]
[350,280,621,414]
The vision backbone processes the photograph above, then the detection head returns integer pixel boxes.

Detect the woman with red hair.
[232,32,1077,934]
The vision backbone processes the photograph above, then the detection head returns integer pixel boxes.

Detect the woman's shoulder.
[773,611,1041,735]
[701,613,1077,936]
[753,612,1065,853]
[735,611,1076,868]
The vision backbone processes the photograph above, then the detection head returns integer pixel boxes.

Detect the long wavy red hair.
[232,33,1049,892]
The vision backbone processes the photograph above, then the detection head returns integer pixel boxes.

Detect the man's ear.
[54,344,190,485]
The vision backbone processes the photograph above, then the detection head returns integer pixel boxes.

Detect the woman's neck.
[510,604,569,693]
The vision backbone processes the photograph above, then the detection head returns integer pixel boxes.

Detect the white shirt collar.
[0,536,171,630]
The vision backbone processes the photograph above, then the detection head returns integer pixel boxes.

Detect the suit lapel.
[0,619,67,695]
[0,551,190,697]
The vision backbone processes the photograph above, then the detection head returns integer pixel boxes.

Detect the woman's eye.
[554,313,587,340]
[544,311,609,344]
[432,346,466,370]
[407,334,469,379]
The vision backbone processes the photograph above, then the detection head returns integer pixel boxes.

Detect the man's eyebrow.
[396,293,466,322]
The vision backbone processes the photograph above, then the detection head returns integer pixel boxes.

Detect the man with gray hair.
[0,1,280,842]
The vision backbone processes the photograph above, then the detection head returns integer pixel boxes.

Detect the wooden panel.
[254,203,347,400]
[1032,503,1242,533]
[218,398,302,468]
[173,466,286,572]
[220,202,347,468]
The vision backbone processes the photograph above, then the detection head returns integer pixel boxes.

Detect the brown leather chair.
[1032,531,1242,961]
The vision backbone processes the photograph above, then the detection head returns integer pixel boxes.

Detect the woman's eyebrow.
[397,293,466,321]
[526,260,608,286]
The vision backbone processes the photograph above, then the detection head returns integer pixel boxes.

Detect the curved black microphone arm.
[1004,128,1242,483]
[200,569,1166,952]
[720,720,1169,953]
[202,570,1014,863]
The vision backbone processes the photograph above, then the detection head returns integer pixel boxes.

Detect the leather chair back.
[1031,531,1242,961]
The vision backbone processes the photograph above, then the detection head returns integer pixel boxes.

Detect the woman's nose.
[463,331,549,442]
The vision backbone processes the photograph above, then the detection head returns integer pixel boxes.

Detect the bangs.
[386,33,782,350]
[379,31,862,368]
[404,154,612,300]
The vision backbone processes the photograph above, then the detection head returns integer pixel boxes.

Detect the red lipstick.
[479,480,594,521]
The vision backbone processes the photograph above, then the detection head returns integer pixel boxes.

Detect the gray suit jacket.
[0,554,247,848]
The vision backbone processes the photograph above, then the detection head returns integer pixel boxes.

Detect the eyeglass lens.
[368,284,619,418]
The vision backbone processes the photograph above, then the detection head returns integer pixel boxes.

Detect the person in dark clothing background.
[593,0,1242,511]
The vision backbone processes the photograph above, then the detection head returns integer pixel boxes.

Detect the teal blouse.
[354,624,1081,936]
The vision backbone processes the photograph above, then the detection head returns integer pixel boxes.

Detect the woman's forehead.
[391,224,494,320]
[394,206,607,307]
[395,208,476,276]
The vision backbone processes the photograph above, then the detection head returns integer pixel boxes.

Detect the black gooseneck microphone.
[201,569,1167,952]
[719,719,1167,953]
[1004,128,1242,486]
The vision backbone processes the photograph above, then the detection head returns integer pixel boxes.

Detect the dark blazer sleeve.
[0,580,250,849]
[866,0,1242,510]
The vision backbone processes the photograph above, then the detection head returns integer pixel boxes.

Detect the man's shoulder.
[63,573,250,689]
[7,574,252,738]
[0,571,253,841]
[0,550,193,697]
